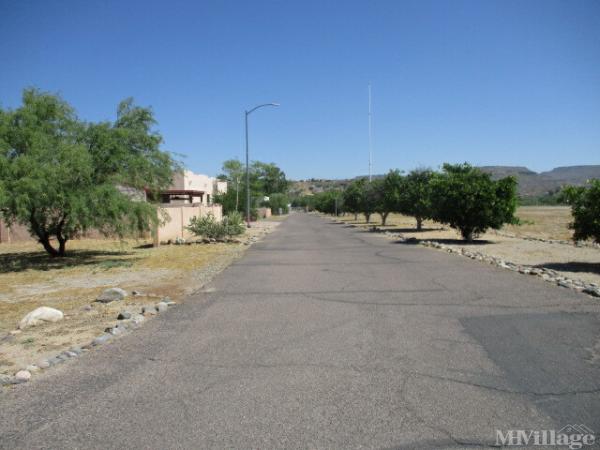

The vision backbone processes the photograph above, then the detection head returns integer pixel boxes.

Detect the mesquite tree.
[0,89,178,256]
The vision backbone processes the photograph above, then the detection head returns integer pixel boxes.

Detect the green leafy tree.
[265,192,290,215]
[0,89,178,256]
[430,163,518,240]
[358,179,378,223]
[396,169,434,231]
[216,159,244,214]
[376,172,401,226]
[561,180,600,242]
[291,195,315,211]
[216,159,288,215]
[252,161,289,195]
[343,180,363,220]
[313,190,342,215]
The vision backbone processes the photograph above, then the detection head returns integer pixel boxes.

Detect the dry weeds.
[0,221,281,376]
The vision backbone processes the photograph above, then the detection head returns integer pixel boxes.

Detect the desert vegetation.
[0,89,179,257]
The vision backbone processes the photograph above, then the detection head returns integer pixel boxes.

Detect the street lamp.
[245,103,280,226]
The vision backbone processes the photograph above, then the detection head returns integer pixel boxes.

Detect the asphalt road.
[1,213,600,449]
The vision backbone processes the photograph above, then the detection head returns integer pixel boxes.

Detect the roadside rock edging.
[2,297,176,388]
[382,229,600,299]
[333,220,600,300]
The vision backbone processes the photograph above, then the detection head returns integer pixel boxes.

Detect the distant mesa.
[480,165,600,197]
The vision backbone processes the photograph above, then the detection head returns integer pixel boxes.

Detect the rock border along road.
[1,213,599,449]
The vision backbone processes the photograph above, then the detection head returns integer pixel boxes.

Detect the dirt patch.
[0,220,282,377]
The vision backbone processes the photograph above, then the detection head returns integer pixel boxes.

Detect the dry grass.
[503,206,573,241]
[0,239,232,332]
[0,223,279,376]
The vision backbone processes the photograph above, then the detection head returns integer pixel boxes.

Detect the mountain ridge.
[291,165,600,197]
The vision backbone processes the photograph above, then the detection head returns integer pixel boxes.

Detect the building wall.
[215,180,228,195]
[168,171,228,205]
[155,204,223,244]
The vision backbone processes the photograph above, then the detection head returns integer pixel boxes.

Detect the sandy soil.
[335,207,600,287]
[0,220,282,376]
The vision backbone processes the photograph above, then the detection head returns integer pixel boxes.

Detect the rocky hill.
[291,165,600,198]
[480,165,600,197]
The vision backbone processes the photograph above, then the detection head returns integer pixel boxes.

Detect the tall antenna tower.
[368,83,373,182]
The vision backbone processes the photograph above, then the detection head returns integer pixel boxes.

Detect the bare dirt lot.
[336,206,600,287]
[0,220,281,377]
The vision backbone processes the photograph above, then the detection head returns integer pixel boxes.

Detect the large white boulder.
[19,307,64,329]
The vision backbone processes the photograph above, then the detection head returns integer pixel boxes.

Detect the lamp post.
[245,103,280,226]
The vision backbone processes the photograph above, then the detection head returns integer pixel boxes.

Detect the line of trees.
[215,159,290,217]
[308,164,520,241]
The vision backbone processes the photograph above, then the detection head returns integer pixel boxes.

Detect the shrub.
[561,179,600,242]
[222,211,245,236]
[187,212,246,239]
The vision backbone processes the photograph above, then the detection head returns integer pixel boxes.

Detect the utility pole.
[235,175,239,212]
[244,103,280,227]
[368,83,373,182]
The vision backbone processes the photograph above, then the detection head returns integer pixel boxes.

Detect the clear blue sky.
[1,0,599,179]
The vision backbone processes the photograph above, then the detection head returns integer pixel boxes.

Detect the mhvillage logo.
[496,425,596,449]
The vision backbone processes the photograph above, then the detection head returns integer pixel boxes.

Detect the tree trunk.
[56,234,67,256]
[381,212,389,226]
[461,227,474,241]
[416,216,422,231]
[354,213,358,221]
[365,213,371,224]
[55,218,68,256]
[38,234,60,257]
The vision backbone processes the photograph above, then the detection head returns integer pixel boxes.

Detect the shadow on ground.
[0,250,138,273]
[535,262,600,275]
[370,227,442,233]
[393,237,494,246]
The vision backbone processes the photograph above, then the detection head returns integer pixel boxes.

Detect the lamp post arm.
[247,103,280,115]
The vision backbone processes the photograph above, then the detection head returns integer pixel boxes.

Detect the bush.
[222,211,245,236]
[561,179,600,242]
[430,163,518,240]
[187,212,245,239]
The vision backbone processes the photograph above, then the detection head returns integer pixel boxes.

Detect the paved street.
[1,213,599,449]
